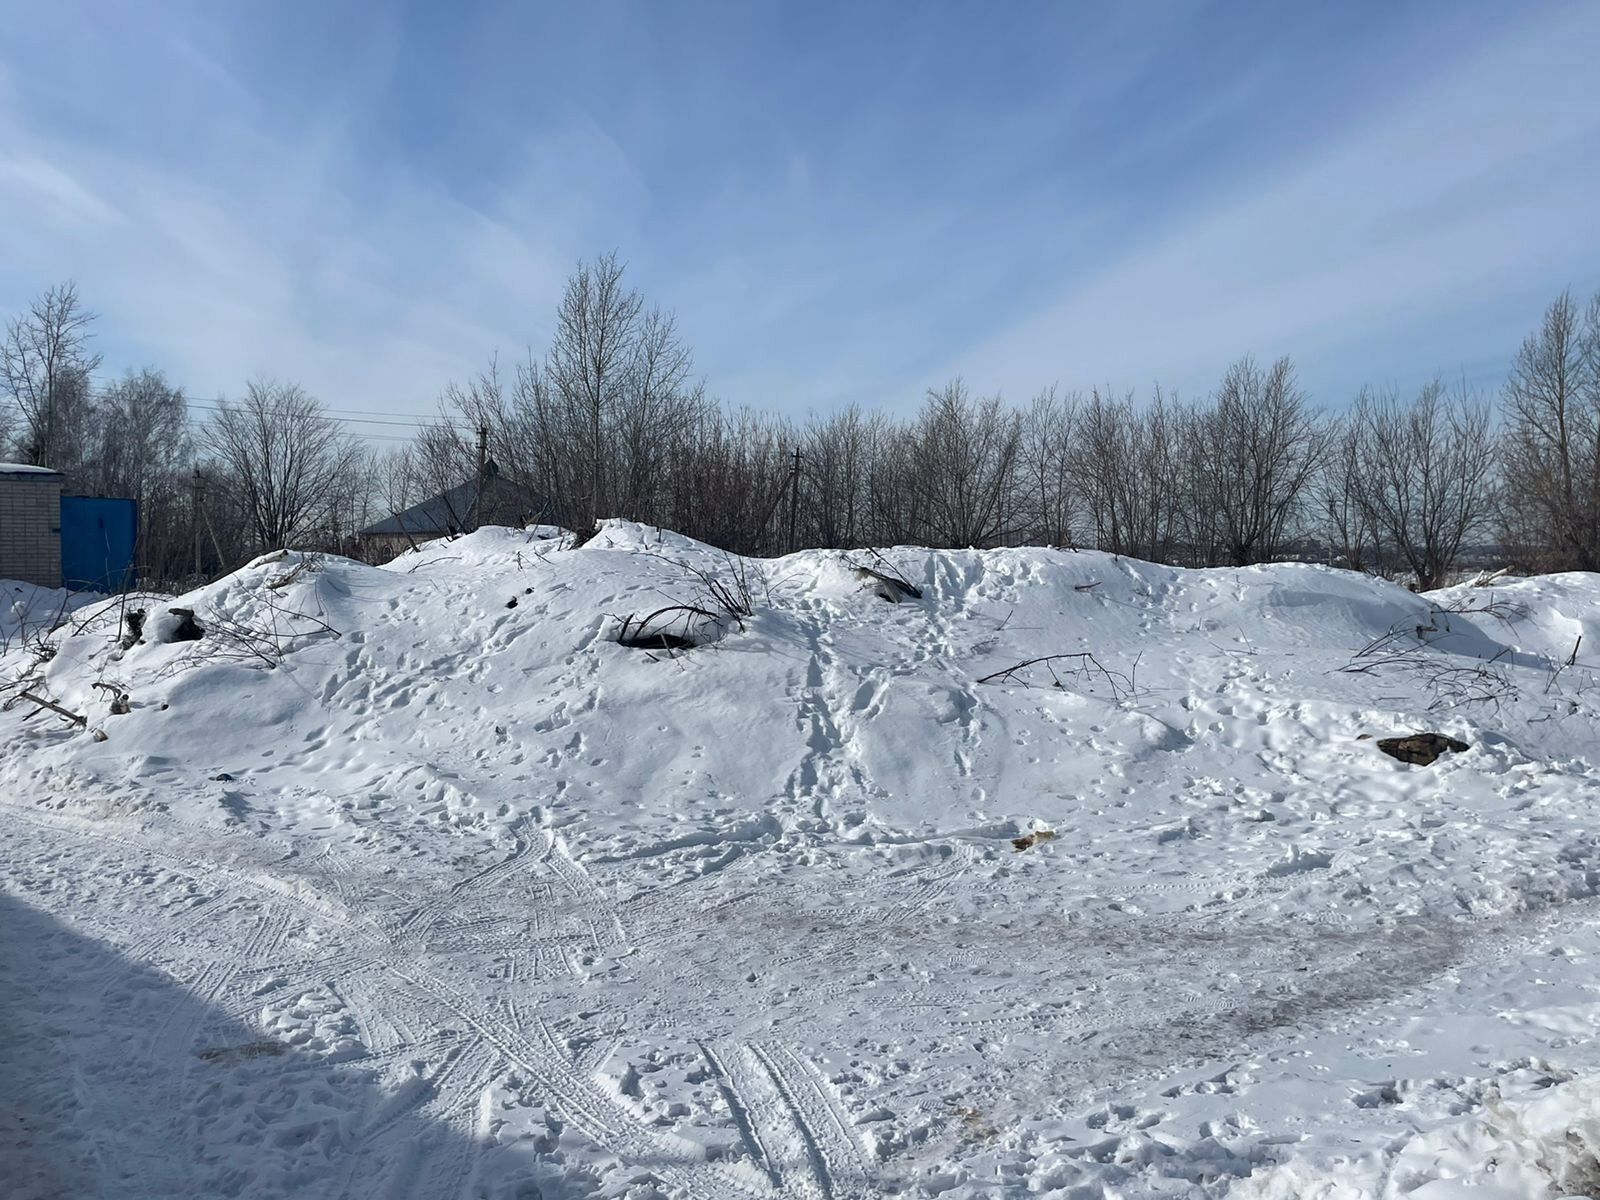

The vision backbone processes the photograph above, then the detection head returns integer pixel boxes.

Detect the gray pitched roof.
[361,473,547,537]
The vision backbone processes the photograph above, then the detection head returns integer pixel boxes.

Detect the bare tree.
[615,306,702,520]
[201,380,365,552]
[1345,382,1496,588]
[1020,386,1078,546]
[1070,388,1179,561]
[908,380,1022,547]
[1,281,103,468]
[545,252,645,527]
[663,406,793,552]
[85,369,192,583]
[1500,289,1600,570]
[1195,356,1325,565]
[1317,412,1384,574]
[801,405,885,549]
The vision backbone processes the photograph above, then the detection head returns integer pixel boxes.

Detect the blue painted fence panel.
[60,496,139,591]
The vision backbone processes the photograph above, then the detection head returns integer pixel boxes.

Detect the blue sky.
[1,2,1597,432]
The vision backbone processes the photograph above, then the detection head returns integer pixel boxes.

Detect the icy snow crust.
[5,522,1600,1198]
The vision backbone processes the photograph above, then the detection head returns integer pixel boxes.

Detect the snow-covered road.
[6,528,1600,1197]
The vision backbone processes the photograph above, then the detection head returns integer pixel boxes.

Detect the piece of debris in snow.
[147,607,204,643]
[1374,733,1470,766]
[855,566,922,604]
[120,609,146,649]
[1012,828,1058,852]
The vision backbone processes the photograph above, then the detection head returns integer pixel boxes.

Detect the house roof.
[361,473,546,537]
[0,462,63,479]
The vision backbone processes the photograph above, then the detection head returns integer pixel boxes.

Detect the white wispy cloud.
[936,4,1600,405]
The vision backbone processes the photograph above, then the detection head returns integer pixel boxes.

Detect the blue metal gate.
[60,496,139,591]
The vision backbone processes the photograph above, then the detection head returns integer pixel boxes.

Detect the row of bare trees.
[5,266,1598,587]
[394,262,1590,585]
[0,284,376,585]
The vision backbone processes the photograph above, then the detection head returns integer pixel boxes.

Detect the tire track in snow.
[745,1042,877,1200]
[110,902,296,1200]
[3,807,767,1198]
[700,1042,784,1189]
[392,819,548,950]
[379,962,777,1200]
[543,830,626,949]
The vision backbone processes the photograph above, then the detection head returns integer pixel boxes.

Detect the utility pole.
[472,425,488,532]
[191,467,204,579]
[786,447,802,554]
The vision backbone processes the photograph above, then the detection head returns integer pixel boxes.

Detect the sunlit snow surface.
[5,522,1600,1198]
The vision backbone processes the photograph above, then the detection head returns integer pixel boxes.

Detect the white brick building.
[0,463,64,588]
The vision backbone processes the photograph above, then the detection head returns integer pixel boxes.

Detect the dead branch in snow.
[614,604,725,652]
[849,550,922,602]
[1434,593,1527,624]
[266,553,323,590]
[1541,635,1600,701]
[656,553,757,622]
[91,681,131,714]
[1339,622,1518,712]
[977,652,1134,700]
[17,690,87,726]
[140,598,343,679]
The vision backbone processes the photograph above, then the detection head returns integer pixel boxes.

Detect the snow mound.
[6,528,1600,1198]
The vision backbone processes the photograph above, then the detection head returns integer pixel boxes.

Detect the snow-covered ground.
[5,522,1600,1199]
[1,578,101,649]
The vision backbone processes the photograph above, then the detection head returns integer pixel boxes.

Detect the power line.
[73,371,455,427]
[4,372,460,429]
[0,388,462,442]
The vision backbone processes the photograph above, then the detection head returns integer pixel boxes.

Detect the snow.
[1,578,100,649]
[0,461,64,476]
[4,523,1600,1198]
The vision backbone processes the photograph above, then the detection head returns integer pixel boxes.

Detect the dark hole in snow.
[617,630,700,652]
[506,597,518,608]
[166,608,204,642]
[1373,733,1470,766]
[615,605,724,653]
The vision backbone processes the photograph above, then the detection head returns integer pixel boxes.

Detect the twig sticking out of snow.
[614,605,726,653]
[849,551,922,603]
[977,652,1134,701]
[17,690,86,726]
[91,682,131,715]
[614,554,759,655]
[1339,622,1518,712]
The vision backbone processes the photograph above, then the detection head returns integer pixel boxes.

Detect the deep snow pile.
[0,577,101,649]
[4,523,1600,1199]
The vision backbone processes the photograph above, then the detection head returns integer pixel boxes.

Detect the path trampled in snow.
[5,526,1600,1198]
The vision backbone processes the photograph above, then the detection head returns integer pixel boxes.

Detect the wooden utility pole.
[191,467,204,579]
[472,425,488,532]
[786,447,802,554]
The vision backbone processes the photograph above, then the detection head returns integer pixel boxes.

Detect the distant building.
[0,463,64,587]
[359,467,554,562]
[0,463,141,591]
